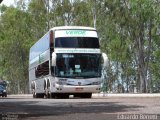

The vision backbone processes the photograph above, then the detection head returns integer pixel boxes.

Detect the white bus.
[29,26,108,98]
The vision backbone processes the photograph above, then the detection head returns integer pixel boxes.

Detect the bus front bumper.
[54,84,101,93]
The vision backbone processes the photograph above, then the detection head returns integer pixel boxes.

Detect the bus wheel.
[44,88,50,98]
[80,93,92,98]
[44,81,51,98]
[39,93,44,98]
[63,94,69,99]
[55,93,69,99]
[48,92,54,98]
[33,90,36,98]
[47,87,52,98]
[44,90,48,98]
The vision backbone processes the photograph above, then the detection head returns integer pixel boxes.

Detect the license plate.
[75,88,83,91]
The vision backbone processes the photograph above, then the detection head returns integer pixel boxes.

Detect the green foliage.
[0,0,160,93]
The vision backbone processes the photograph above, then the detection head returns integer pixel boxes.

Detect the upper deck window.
[55,30,99,48]
[55,37,100,48]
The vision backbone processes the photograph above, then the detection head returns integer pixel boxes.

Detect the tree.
[96,0,160,93]
[0,0,160,93]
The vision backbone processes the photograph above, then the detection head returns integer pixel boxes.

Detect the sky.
[1,0,15,6]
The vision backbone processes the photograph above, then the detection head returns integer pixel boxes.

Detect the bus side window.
[35,61,49,78]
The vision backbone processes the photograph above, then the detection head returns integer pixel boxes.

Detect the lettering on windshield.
[66,30,86,36]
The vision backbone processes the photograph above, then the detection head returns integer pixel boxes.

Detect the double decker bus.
[29,26,108,98]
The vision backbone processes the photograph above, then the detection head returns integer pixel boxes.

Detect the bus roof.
[50,26,96,31]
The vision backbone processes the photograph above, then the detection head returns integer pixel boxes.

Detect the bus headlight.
[92,81,101,85]
[56,79,67,85]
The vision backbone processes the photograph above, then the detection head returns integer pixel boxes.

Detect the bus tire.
[39,93,45,98]
[54,93,69,99]
[48,92,54,98]
[80,93,92,98]
[33,90,36,98]
[44,80,48,98]
[45,80,51,98]
[44,89,49,98]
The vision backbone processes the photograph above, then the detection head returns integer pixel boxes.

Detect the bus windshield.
[55,54,101,78]
[55,37,99,48]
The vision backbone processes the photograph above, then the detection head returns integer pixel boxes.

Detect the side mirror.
[52,52,57,66]
[102,53,108,68]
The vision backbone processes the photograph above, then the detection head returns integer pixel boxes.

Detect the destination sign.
[55,30,98,38]
[66,30,86,36]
